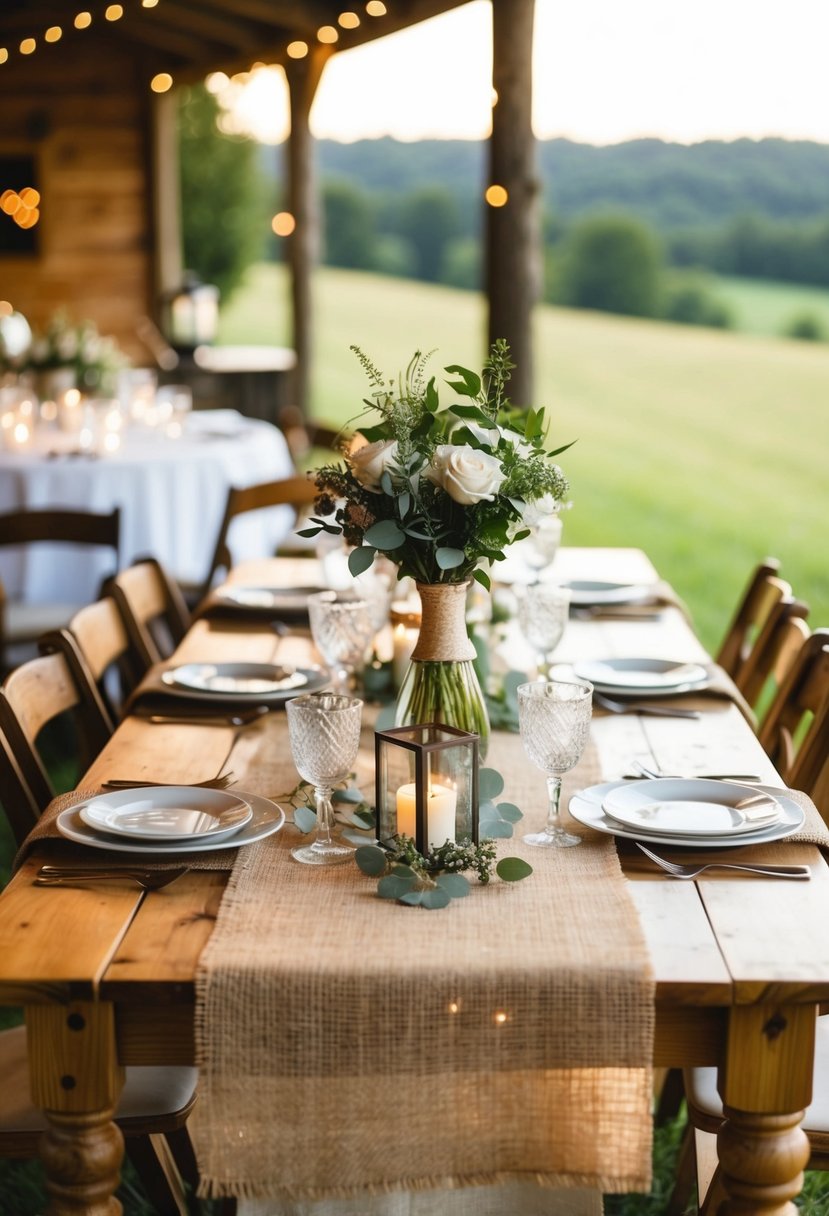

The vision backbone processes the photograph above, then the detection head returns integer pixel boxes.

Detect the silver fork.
[594,692,701,720]
[635,841,810,880]
[631,760,763,782]
[35,865,189,890]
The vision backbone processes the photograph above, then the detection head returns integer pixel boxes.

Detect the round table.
[0,409,295,606]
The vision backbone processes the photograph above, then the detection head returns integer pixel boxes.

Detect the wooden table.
[1,548,828,1214]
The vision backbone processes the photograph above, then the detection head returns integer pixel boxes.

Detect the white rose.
[348,438,398,493]
[426,444,506,505]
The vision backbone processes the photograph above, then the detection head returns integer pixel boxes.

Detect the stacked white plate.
[56,786,286,856]
[561,580,657,607]
[216,585,324,614]
[569,778,804,849]
[573,657,710,697]
[160,661,327,704]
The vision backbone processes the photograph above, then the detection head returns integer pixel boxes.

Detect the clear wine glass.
[286,692,363,866]
[517,678,593,848]
[308,591,375,693]
[517,582,571,675]
[525,514,563,574]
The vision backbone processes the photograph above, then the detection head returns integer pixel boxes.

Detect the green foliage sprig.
[355,837,532,910]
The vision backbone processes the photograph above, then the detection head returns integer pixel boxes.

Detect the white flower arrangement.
[0,310,128,394]
[301,341,572,589]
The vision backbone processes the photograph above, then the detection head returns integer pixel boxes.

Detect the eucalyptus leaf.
[436,546,464,570]
[296,526,323,539]
[417,887,452,909]
[398,490,411,517]
[348,545,376,577]
[364,520,405,550]
[293,805,318,834]
[378,874,417,900]
[380,470,394,495]
[391,863,418,880]
[478,768,505,800]
[496,857,534,882]
[343,829,377,846]
[331,787,366,805]
[496,802,523,823]
[398,889,426,907]
[480,820,513,840]
[473,568,491,591]
[355,844,387,876]
[435,873,471,897]
[448,403,492,425]
[353,807,377,828]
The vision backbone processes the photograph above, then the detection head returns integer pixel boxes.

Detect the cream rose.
[425,444,506,505]
[348,438,398,493]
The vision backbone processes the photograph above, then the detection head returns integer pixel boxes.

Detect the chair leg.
[124,1133,190,1216]
[655,1066,686,1126]
[666,1121,696,1216]
[164,1125,199,1192]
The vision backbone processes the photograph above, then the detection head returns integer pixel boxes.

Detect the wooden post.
[485,0,540,407]
[285,47,333,417]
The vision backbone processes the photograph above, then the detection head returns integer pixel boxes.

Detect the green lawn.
[220,263,829,652]
[714,275,829,338]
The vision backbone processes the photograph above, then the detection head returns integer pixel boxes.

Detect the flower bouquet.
[5,311,128,397]
[301,340,572,754]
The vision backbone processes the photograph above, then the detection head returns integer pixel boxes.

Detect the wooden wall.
[0,37,157,363]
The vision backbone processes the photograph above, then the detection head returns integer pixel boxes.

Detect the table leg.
[26,1001,126,1216]
[716,1003,815,1215]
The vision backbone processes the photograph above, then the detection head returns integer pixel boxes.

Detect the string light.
[338,11,360,28]
[105,4,124,20]
[317,26,339,44]
[366,1,387,15]
[142,0,159,7]
[74,12,92,30]
[485,184,509,207]
[45,26,62,42]
[287,41,308,58]
[151,72,173,93]
[20,38,36,55]
[0,50,7,64]
[271,212,295,236]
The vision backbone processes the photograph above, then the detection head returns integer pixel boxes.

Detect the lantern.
[161,272,219,352]
[375,723,479,853]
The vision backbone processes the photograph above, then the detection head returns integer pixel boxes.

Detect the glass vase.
[394,582,490,759]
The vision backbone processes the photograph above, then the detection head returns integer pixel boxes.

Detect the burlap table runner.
[191,727,656,1202]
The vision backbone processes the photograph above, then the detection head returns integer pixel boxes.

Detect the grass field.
[219,263,829,652]
[715,275,829,338]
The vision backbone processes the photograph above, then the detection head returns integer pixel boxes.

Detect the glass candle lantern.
[375,723,479,853]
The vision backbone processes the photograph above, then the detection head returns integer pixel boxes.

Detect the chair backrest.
[201,475,319,602]
[42,593,149,720]
[0,728,42,848]
[758,628,829,787]
[276,406,345,466]
[0,649,113,813]
[105,557,190,668]
[795,698,829,822]
[0,506,121,552]
[735,595,810,709]
[715,558,784,679]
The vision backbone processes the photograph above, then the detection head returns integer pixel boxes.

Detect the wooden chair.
[0,507,121,671]
[105,556,191,668]
[734,594,810,711]
[198,474,319,603]
[715,558,785,681]
[759,628,829,793]
[0,656,208,1215]
[276,404,345,466]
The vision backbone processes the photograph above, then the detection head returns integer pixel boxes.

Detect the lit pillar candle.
[396,782,457,850]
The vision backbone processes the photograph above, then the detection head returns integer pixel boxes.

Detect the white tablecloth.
[0,410,295,605]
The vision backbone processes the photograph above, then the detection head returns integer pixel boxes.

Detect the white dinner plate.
[217,586,324,612]
[161,662,327,703]
[58,791,285,856]
[568,781,804,849]
[602,779,784,837]
[573,657,709,693]
[79,786,253,843]
[561,580,656,606]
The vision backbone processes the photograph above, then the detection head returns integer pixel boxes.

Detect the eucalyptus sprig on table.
[354,837,532,910]
[275,778,374,837]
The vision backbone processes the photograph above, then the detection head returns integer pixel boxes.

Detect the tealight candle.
[396,781,457,850]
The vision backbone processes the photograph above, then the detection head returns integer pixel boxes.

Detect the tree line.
[179,85,829,337]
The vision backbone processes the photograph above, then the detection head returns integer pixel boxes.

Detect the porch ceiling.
[0,0,472,82]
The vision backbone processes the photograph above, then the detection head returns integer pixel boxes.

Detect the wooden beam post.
[284,47,333,417]
[485,0,540,407]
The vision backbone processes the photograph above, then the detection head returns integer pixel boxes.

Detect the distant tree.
[397,187,461,282]
[558,214,664,317]
[662,271,733,329]
[178,84,268,302]
[322,180,376,270]
[783,312,827,341]
[442,238,482,290]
